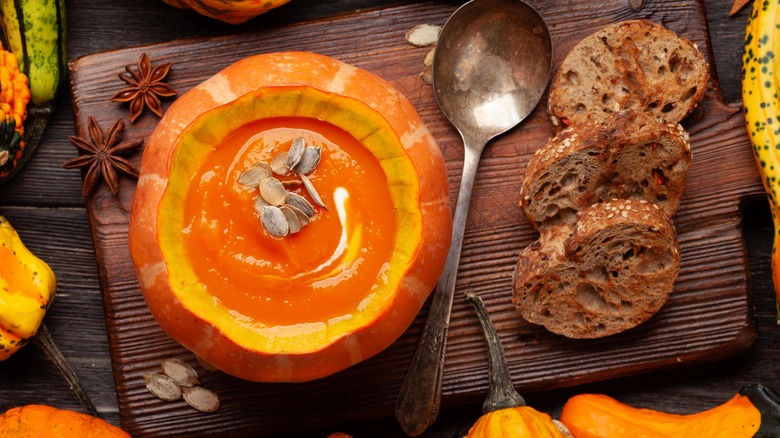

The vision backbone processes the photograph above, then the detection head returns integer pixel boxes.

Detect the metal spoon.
[395,0,552,435]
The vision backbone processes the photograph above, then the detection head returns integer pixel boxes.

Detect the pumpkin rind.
[129,51,451,382]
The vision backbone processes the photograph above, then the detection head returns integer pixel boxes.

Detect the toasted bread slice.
[512,199,680,338]
[547,19,709,128]
[519,110,691,229]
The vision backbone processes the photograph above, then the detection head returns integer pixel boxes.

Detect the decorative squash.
[129,52,451,382]
[0,404,130,437]
[464,292,569,438]
[161,0,292,24]
[0,216,55,361]
[0,44,30,178]
[560,384,780,438]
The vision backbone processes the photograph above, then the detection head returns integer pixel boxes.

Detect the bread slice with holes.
[519,110,691,229]
[512,199,680,338]
[547,19,709,129]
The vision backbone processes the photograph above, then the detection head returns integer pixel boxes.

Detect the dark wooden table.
[0,0,776,436]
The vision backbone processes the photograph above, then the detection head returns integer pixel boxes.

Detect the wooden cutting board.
[68,0,760,436]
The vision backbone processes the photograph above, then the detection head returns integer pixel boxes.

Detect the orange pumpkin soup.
[180,117,396,327]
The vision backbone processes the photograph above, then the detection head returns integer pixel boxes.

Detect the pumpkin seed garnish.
[182,386,221,413]
[286,204,311,228]
[294,146,322,175]
[282,179,303,188]
[259,177,287,206]
[286,137,306,170]
[285,192,316,217]
[270,151,290,176]
[237,165,270,188]
[161,358,200,387]
[300,174,327,210]
[144,373,182,402]
[260,205,289,238]
[240,137,328,237]
[253,195,270,214]
[280,205,302,234]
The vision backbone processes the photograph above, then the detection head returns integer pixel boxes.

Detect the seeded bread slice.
[547,19,709,128]
[512,199,680,338]
[519,110,691,229]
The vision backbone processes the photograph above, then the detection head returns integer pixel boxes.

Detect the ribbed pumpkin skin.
[0,405,130,437]
[161,0,292,24]
[466,407,567,438]
[129,51,451,382]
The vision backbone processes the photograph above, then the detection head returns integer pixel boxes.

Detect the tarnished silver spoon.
[395,0,552,435]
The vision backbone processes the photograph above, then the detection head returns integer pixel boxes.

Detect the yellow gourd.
[0,216,55,361]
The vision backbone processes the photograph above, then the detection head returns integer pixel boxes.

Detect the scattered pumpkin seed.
[144,373,182,402]
[270,151,290,175]
[195,355,218,373]
[294,146,322,175]
[259,177,287,206]
[300,174,327,210]
[161,358,200,387]
[182,386,221,413]
[285,192,316,217]
[406,24,442,47]
[280,205,302,234]
[423,46,436,67]
[237,165,271,188]
[260,205,289,237]
[286,137,306,170]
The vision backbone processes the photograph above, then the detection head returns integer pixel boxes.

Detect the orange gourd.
[560,384,780,438]
[161,0,291,24]
[0,405,129,437]
[129,51,451,382]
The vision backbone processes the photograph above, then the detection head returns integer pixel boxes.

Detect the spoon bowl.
[396,0,552,435]
[434,0,553,146]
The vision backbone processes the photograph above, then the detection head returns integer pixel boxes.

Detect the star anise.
[62,116,144,197]
[111,52,177,123]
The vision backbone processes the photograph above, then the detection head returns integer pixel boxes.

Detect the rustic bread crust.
[547,19,709,128]
[519,110,691,229]
[512,199,680,339]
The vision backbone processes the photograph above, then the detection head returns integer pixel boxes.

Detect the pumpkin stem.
[33,322,100,417]
[466,291,526,413]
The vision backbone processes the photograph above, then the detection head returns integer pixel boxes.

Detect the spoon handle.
[395,143,484,436]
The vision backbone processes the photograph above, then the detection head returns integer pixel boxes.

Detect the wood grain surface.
[1,0,778,437]
[65,0,761,436]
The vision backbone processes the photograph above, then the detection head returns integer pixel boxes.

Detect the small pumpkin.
[0,216,55,361]
[161,0,292,24]
[0,404,130,437]
[129,52,451,382]
[0,43,30,178]
[464,292,569,438]
[560,384,780,438]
